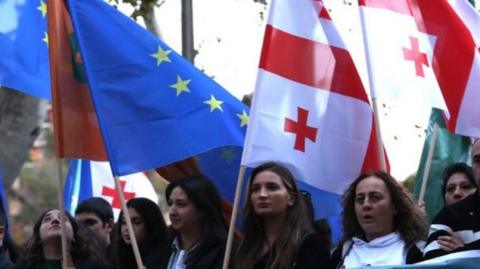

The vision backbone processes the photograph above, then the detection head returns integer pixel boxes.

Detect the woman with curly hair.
[329,171,427,268]
[234,162,330,269]
[7,209,105,269]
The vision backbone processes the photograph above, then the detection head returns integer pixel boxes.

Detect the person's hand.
[437,231,464,251]
[417,201,426,216]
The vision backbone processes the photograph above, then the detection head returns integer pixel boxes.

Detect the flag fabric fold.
[64,159,158,220]
[49,0,249,176]
[241,0,385,219]
[0,0,50,99]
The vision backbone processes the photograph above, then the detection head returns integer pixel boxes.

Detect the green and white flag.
[413,108,471,222]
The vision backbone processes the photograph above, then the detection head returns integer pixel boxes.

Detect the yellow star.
[203,95,224,112]
[170,76,191,96]
[38,1,47,17]
[42,32,48,46]
[150,46,172,66]
[236,110,249,127]
[220,147,236,165]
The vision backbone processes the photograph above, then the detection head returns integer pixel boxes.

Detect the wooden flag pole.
[222,165,246,269]
[55,159,69,268]
[114,176,144,269]
[418,123,439,204]
[372,98,387,171]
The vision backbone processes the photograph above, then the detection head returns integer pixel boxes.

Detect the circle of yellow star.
[43,32,49,46]
[220,147,236,165]
[170,76,191,96]
[203,95,224,112]
[150,46,172,66]
[236,110,249,127]
[38,1,47,17]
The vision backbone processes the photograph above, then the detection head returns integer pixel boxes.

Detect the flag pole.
[372,98,387,171]
[114,176,144,269]
[359,6,386,171]
[55,159,69,268]
[418,123,439,204]
[222,165,246,269]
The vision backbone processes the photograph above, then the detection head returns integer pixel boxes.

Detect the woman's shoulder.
[293,232,330,269]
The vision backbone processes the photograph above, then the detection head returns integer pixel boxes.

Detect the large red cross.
[284,107,318,152]
[402,36,429,77]
[102,180,136,209]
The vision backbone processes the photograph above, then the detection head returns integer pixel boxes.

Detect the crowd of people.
[0,139,479,269]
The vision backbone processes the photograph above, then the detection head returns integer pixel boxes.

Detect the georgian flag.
[358,0,447,109]
[241,0,385,218]
[64,159,158,220]
[360,0,480,138]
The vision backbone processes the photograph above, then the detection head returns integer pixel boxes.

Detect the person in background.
[114,197,169,269]
[329,171,427,268]
[165,175,228,269]
[5,209,105,269]
[75,197,115,267]
[75,197,114,247]
[298,190,332,250]
[234,162,330,269]
[423,140,480,259]
[0,212,14,269]
[441,163,477,206]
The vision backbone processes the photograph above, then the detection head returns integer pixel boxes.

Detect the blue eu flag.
[65,0,249,176]
[0,0,50,99]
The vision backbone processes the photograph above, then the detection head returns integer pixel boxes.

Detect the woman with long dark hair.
[234,162,330,269]
[7,209,105,269]
[329,171,427,268]
[114,197,169,269]
[165,175,228,269]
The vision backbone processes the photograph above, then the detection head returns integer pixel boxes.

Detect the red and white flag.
[419,0,480,138]
[358,0,447,109]
[65,160,158,220]
[359,0,480,138]
[241,0,384,200]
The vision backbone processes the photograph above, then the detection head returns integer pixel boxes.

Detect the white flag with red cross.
[359,0,480,138]
[64,159,158,220]
[358,0,447,109]
[241,0,385,218]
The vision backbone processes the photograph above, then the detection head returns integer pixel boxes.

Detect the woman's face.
[250,170,293,219]
[121,207,146,245]
[354,176,396,241]
[444,172,477,205]
[39,209,74,243]
[168,186,202,234]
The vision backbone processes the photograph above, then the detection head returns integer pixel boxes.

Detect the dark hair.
[441,162,478,201]
[341,171,427,247]
[22,209,102,267]
[75,197,113,225]
[235,162,305,269]
[115,198,168,269]
[298,190,331,249]
[165,175,228,264]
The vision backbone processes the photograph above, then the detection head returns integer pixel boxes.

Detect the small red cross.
[284,107,318,152]
[102,180,135,209]
[402,36,429,77]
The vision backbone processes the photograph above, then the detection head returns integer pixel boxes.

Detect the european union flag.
[0,0,50,99]
[65,0,249,176]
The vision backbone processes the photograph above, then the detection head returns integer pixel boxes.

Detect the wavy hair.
[341,171,427,247]
[235,162,305,269]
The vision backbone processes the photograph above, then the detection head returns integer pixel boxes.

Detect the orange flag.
[47,0,107,160]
